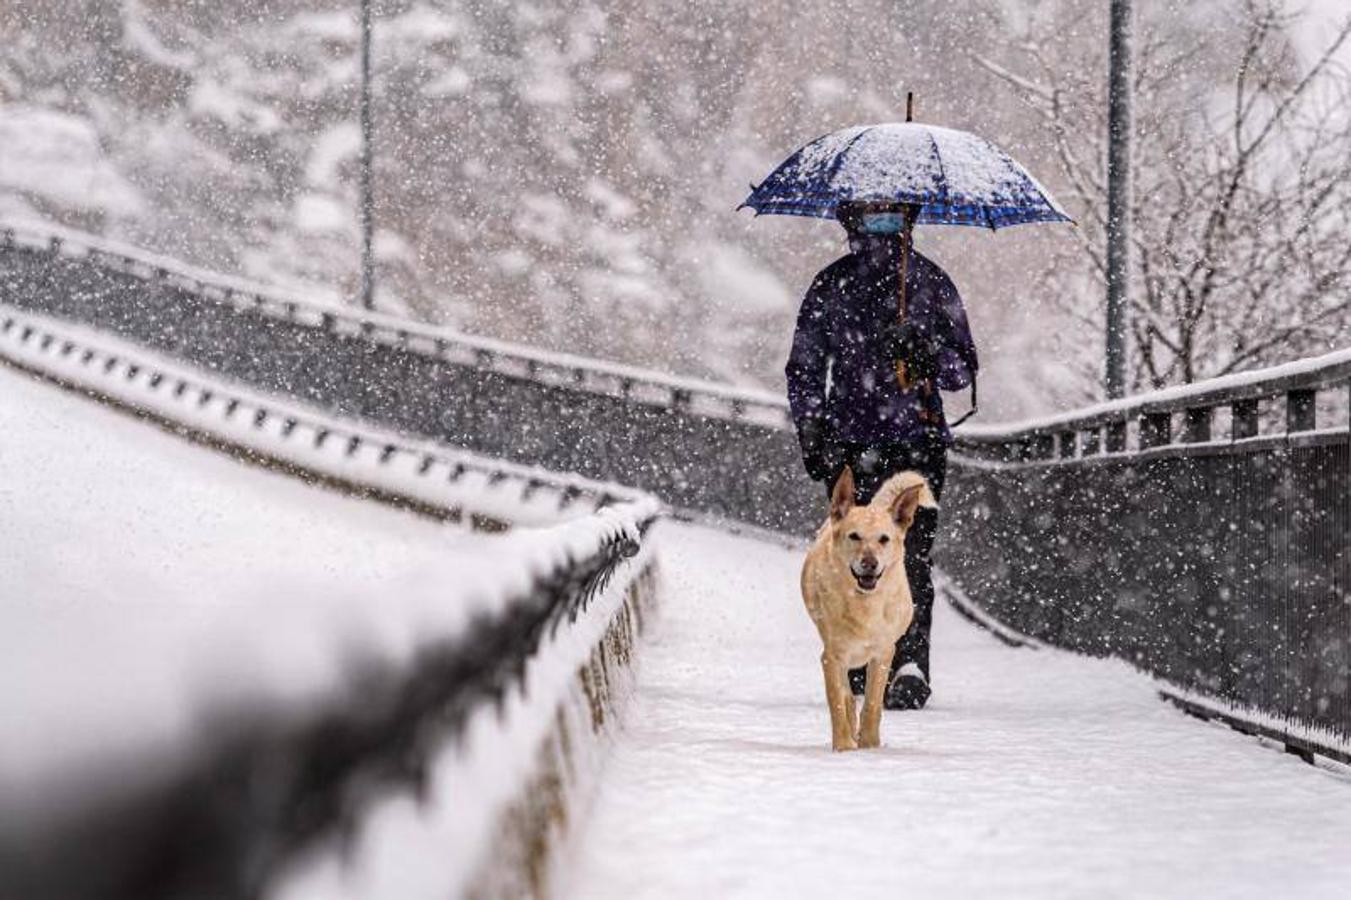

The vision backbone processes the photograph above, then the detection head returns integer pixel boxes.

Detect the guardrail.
[940,350,1351,764]
[0,219,820,533]
[0,292,667,898]
[2,504,659,900]
[0,303,646,529]
[0,221,791,427]
[954,348,1351,462]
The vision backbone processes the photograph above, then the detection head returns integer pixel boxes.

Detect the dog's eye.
[878,534,891,545]
[847,532,861,542]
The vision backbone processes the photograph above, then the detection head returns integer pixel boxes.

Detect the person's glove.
[882,320,939,383]
[798,416,840,482]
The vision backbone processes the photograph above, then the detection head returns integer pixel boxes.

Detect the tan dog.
[801,466,938,751]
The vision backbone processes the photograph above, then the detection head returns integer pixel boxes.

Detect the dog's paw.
[856,731,881,749]
[832,737,859,752]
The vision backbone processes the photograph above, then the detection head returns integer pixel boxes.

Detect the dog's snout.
[858,554,879,574]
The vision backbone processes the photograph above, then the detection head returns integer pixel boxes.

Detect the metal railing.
[0,220,818,532]
[1,491,659,900]
[0,287,667,898]
[941,353,1351,763]
[0,221,790,426]
[0,304,643,529]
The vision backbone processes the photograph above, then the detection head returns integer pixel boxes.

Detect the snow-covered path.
[0,364,480,788]
[565,523,1351,900]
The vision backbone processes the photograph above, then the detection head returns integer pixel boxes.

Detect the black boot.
[884,662,931,710]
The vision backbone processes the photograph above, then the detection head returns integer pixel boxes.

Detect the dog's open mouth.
[852,570,881,592]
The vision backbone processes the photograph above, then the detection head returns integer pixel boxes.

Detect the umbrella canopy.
[739,122,1071,229]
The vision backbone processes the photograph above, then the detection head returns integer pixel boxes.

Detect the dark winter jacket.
[785,237,977,470]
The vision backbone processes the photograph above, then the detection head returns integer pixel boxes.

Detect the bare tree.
[978,0,1351,393]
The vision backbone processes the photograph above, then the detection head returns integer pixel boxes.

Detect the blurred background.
[2,0,1348,419]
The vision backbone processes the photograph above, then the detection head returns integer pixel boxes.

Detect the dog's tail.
[873,470,939,512]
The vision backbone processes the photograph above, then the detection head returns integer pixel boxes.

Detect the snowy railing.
[0,300,666,898]
[0,219,818,532]
[2,504,659,900]
[941,353,1351,765]
[0,303,646,529]
[954,348,1351,462]
[0,219,792,429]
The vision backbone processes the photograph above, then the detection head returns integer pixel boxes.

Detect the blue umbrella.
[741,113,1070,401]
[739,121,1072,229]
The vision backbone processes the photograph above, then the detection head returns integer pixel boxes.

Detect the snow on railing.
[0,218,793,431]
[954,347,1351,464]
[0,303,647,528]
[0,300,666,899]
[1,497,660,900]
[0,220,816,531]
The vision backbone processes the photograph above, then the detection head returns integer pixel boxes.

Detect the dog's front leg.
[857,649,894,749]
[821,654,857,752]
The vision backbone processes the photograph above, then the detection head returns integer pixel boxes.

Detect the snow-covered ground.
[0,357,651,879]
[0,361,479,793]
[7,333,1350,899]
[564,522,1351,900]
[1,357,662,900]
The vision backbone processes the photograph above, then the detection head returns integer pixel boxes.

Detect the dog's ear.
[890,481,929,529]
[830,466,855,522]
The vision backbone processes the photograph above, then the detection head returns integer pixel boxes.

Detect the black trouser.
[826,435,947,684]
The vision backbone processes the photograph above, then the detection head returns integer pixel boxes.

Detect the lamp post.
[358,0,375,311]
[1104,0,1133,398]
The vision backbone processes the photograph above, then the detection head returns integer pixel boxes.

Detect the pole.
[1104,0,1133,398]
[359,0,375,311]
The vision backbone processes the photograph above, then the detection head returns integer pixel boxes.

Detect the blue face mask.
[858,212,907,234]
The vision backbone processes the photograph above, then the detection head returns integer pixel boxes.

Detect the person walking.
[785,201,978,710]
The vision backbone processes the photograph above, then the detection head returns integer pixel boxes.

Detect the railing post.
[1181,406,1212,443]
[1286,389,1316,433]
[1232,398,1259,440]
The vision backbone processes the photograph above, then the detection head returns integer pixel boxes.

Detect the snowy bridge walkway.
[5,226,1351,898]
[565,523,1351,900]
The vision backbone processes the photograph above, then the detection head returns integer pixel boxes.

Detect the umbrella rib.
[1025,181,1073,225]
[980,135,1072,227]
[925,130,949,216]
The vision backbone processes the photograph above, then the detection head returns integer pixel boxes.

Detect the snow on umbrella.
[738,121,1071,229]
[740,113,1071,396]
